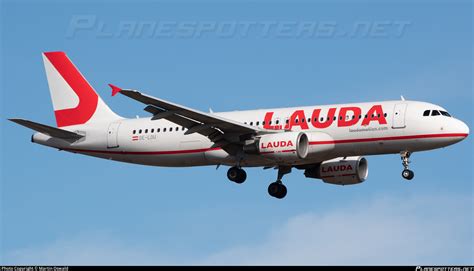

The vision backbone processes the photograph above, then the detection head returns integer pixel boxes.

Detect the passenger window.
[182,127,185,131]
[163,128,166,132]
[295,119,299,124]
[151,129,154,133]
[308,118,311,122]
[269,120,272,125]
[384,113,387,117]
[169,127,173,132]
[333,116,336,121]
[256,121,260,126]
[175,127,179,131]
[276,120,280,124]
[286,119,289,124]
[157,128,160,132]
[145,129,148,133]
[432,110,440,116]
[133,130,136,134]
[423,110,430,116]
[250,122,253,126]
[262,121,266,125]
[139,129,142,134]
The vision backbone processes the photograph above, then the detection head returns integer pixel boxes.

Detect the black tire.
[227,167,247,183]
[268,182,287,199]
[268,182,280,197]
[402,169,414,180]
[234,168,247,184]
[227,167,240,182]
[275,184,287,199]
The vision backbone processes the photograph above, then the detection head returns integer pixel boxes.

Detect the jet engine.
[244,132,309,163]
[304,156,368,185]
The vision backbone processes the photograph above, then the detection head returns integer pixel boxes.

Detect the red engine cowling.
[256,132,309,163]
[304,156,368,185]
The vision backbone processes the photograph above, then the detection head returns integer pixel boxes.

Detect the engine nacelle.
[304,156,368,185]
[249,132,309,163]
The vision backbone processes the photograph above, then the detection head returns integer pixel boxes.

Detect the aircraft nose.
[459,120,469,137]
[452,118,469,141]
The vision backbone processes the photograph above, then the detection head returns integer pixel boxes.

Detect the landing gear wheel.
[227,167,247,184]
[234,169,246,184]
[400,151,415,181]
[402,169,414,180]
[268,182,287,199]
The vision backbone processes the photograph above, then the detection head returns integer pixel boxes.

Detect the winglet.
[109,84,122,96]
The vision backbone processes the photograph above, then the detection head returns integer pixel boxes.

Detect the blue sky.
[1,0,472,265]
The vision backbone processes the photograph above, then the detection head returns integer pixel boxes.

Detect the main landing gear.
[268,166,291,199]
[227,166,290,199]
[227,166,247,184]
[400,151,414,180]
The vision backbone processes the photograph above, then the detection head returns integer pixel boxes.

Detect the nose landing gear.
[400,151,414,180]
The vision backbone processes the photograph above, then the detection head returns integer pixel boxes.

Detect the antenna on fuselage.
[400,95,406,101]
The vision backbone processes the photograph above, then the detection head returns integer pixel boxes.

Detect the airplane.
[9,52,470,199]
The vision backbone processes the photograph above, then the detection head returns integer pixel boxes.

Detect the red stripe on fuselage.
[309,133,468,145]
[61,133,467,156]
[63,147,222,155]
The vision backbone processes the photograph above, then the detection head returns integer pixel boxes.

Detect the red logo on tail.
[44,52,98,127]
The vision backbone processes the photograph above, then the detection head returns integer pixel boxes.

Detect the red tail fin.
[42,52,120,127]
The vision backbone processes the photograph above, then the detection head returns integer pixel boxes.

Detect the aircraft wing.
[111,84,274,154]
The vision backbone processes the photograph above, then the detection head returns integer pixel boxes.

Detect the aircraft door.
[392,103,407,129]
[107,121,121,148]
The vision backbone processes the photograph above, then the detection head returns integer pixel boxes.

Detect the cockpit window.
[424,109,451,117]
[440,111,451,117]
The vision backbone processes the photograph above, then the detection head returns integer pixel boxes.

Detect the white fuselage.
[32,100,469,168]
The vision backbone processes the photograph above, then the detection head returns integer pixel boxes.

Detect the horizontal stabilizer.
[9,118,84,142]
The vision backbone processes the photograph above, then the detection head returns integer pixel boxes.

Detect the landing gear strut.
[227,166,247,184]
[400,151,414,180]
[268,166,291,199]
